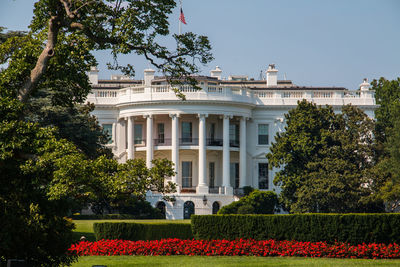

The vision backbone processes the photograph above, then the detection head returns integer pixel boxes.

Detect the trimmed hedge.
[70,214,139,220]
[191,214,400,244]
[93,222,193,241]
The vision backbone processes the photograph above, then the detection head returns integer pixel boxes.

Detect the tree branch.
[18,16,61,103]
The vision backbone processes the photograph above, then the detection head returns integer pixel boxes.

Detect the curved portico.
[120,107,251,196]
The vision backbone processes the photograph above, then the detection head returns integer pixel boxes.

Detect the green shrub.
[93,222,193,241]
[218,190,278,214]
[191,214,400,244]
[237,204,255,214]
[242,186,254,196]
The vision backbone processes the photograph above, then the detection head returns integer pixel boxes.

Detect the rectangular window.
[134,124,143,145]
[258,163,269,189]
[209,162,215,188]
[229,124,239,147]
[258,124,269,145]
[209,123,215,140]
[102,124,113,144]
[182,161,192,188]
[230,163,239,189]
[181,122,192,143]
[157,123,165,144]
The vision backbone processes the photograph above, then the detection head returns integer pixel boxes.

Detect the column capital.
[240,116,250,121]
[143,114,153,119]
[197,113,209,118]
[220,114,233,119]
[169,113,180,118]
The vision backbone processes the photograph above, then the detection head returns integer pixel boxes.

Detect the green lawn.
[72,219,190,241]
[71,256,400,267]
[72,220,400,266]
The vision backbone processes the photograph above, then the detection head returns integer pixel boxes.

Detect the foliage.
[113,197,163,219]
[371,78,400,211]
[191,214,400,245]
[50,157,176,215]
[93,222,193,241]
[0,27,26,44]
[1,0,211,264]
[0,99,78,266]
[267,100,381,213]
[242,186,255,196]
[373,77,400,145]
[69,238,400,259]
[218,190,278,215]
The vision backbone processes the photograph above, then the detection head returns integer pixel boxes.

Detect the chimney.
[144,68,155,86]
[359,78,370,91]
[210,66,222,80]
[266,64,278,87]
[88,66,99,85]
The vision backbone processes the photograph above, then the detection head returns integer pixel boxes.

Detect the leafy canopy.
[267,100,382,213]
[371,78,400,210]
[0,0,212,264]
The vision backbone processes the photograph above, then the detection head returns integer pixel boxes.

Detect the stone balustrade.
[87,84,375,107]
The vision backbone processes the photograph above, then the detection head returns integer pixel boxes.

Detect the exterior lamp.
[203,195,207,206]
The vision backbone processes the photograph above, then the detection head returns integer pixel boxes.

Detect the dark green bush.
[191,214,400,244]
[218,190,278,214]
[237,204,255,214]
[242,186,254,196]
[94,222,193,241]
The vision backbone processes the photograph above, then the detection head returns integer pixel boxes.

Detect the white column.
[127,116,134,160]
[222,115,233,195]
[197,114,208,194]
[145,114,153,168]
[170,113,180,193]
[239,117,247,188]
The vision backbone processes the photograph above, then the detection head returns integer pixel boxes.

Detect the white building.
[87,64,376,219]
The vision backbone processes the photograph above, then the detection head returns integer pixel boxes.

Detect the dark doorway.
[212,201,220,214]
[183,201,195,219]
[156,201,166,219]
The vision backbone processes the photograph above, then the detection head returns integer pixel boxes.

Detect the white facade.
[87,65,376,219]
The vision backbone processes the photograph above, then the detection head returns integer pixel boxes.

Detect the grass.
[72,220,400,266]
[72,219,190,242]
[71,256,400,267]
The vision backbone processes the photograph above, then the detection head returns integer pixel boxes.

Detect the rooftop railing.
[87,84,375,106]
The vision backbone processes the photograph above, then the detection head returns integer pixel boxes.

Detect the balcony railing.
[154,138,172,146]
[206,138,223,146]
[179,138,199,145]
[230,140,240,147]
[209,186,223,194]
[180,187,196,193]
[134,139,146,146]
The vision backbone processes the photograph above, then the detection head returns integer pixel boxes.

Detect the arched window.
[156,201,166,219]
[183,201,195,219]
[212,201,220,214]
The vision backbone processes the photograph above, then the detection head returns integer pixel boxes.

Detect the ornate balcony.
[179,138,199,145]
[206,138,223,146]
[154,138,172,146]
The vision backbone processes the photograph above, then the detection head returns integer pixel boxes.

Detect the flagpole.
[179,0,182,35]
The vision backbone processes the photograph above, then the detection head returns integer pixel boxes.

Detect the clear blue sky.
[1,0,399,89]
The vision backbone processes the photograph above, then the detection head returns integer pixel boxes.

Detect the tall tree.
[0,1,212,265]
[267,100,382,213]
[371,78,400,211]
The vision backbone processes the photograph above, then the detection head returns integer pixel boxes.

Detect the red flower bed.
[68,239,400,259]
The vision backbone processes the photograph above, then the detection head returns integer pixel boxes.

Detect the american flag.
[179,8,187,25]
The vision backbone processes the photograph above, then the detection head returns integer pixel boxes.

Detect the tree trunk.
[18,16,60,103]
